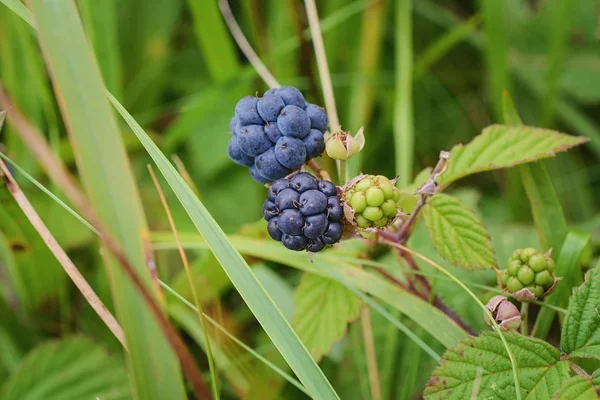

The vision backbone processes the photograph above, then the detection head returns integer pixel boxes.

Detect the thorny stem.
[218,0,280,89]
[520,302,529,336]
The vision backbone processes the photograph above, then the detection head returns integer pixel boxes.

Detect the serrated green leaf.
[593,370,600,387]
[561,264,600,359]
[438,124,589,186]
[0,337,131,399]
[556,376,599,400]
[293,273,361,362]
[422,193,496,270]
[424,332,569,400]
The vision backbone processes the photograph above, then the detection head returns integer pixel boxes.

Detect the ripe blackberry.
[227,86,328,183]
[263,172,344,252]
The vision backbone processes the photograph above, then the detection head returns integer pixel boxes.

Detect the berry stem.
[219,0,281,89]
[520,302,529,336]
[307,159,331,181]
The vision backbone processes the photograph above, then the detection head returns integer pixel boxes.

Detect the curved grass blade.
[24,0,187,397]
[152,233,468,348]
[107,92,340,400]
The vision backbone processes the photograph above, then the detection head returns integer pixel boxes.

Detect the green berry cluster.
[500,248,556,298]
[344,175,401,229]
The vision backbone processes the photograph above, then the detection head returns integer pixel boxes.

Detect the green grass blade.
[107,92,341,400]
[161,282,311,397]
[414,13,482,79]
[394,0,414,187]
[0,0,33,27]
[26,1,186,398]
[540,0,573,127]
[186,0,240,83]
[152,233,469,348]
[481,0,510,120]
[78,0,122,99]
[348,0,386,177]
[532,231,590,338]
[502,92,568,253]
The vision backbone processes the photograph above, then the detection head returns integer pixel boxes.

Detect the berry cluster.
[262,172,344,252]
[343,175,401,229]
[500,248,557,299]
[227,86,328,184]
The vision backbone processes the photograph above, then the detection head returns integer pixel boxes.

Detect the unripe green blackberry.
[342,174,401,230]
[499,248,558,301]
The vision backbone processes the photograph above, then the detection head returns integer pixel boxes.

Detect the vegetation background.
[0,0,598,399]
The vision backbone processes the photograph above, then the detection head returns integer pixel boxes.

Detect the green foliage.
[293,273,361,361]
[423,193,496,270]
[108,93,341,399]
[561,264,600,359]
[438,125,589,187]
[424,332,569,399]
[555,376,598,400]
[0,337,131,400]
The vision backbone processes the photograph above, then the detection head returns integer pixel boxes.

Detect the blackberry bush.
[262,172,343,252]
[227,86,328,183]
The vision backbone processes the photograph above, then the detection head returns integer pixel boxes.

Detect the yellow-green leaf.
[293,273,361,361]
[438,124,589,187]
[423,194,496,270]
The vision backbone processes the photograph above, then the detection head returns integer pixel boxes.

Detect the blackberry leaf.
[293,273,360,362]
[561,264,600,359]
[424,332,569,400]
[555,376,598,400]
[422,194,496,270]
[438,124,589,187]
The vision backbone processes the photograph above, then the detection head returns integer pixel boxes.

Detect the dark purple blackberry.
[226,86,329,183]
[262,172,344,252]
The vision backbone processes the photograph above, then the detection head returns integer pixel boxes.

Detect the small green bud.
[363,206,383,222]
[506,276,524,293]
[517,266,535,285]
[366,187,385,207]
[350,192,367,213]
[520,248,537,263]
[325,129,365,160]
[535,270,552,286]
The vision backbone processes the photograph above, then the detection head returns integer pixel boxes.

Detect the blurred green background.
[0,0,599,398]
